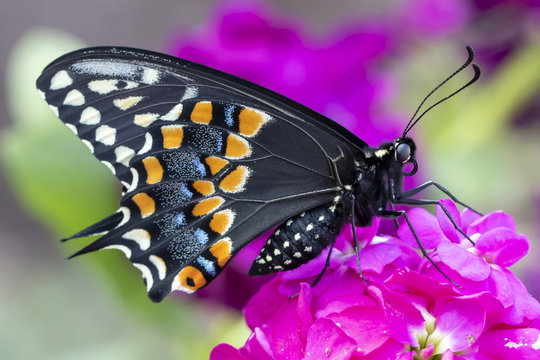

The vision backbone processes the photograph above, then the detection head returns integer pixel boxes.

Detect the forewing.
[36,47,364,301]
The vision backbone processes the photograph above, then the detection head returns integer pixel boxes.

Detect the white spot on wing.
[63,89,85,106]
[133,263,153,291]
[65,123,78,134]
[95,125,116,145]
[101,161,116,174]
[88,79,118,94]
[114,146,135,167]
[114,96,144,110]
[71,61,140,78]
[181,86,198,102]
[122,228,151,250]
[161,103,183,121]
[134,113,159,127]
[117,207,131,227]
[80,107,101,125]
[149,255,167,280]
[104,244,132,258]
[127,168,139,193]
[37,90,46,99]
[49,105,59,116]
[82,140,94,153]
[50,70,73,90]
[137,133,153,154]
[142,68,160,84]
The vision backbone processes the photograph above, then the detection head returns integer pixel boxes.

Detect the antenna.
[402,46,479,137]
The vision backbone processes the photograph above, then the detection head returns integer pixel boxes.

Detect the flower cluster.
[211,199,540,359]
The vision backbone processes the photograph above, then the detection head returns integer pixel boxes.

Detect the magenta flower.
[210,200,540,359]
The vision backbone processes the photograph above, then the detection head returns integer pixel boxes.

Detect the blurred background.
[0,0,539,359]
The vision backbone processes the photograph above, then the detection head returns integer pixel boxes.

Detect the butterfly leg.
[396,197,475,245]
[389,203,400,231]
[350,197,369,283]
[400,181,482,215]
[309,235,337,288]
[380,209,461,288]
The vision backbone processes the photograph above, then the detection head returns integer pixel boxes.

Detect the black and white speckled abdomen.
[249,198,346,275]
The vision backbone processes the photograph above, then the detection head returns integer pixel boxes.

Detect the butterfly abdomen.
[249,196,346,275]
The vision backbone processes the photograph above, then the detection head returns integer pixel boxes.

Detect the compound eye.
[396,143,411,163]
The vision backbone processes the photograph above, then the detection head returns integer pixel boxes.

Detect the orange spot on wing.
[192,197,224,216]
[205,156,228,175]
[219,166,249,193]
[210,239,232,267]
[238,107,266,137]
[193,180,214,196]
[190,101,212,124]
[142,156,163,184]
[132,193,155,218]
[177,266,206,291]
[225,134,251,159]
[209,210,234,235]
[161,125,183,149]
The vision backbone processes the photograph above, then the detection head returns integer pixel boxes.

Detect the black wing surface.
[36,47,368,302]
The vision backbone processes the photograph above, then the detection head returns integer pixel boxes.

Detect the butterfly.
[36,46,480,302]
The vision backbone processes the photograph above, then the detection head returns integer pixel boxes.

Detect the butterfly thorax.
[353,137,416,222]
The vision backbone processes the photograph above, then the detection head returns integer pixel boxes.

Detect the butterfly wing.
[36,47,368,302]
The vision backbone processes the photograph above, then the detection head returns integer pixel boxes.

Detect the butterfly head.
[394,137,417,176]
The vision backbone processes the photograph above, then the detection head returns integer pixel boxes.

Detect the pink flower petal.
[210,343,245,360]
[304,318,356,359]
[242,328,274,360]
[326,305,390,354]
[460,207,482,229]
[467,211,516,235]
[368,284,424,345]
[244,277,288,330]
[501,268,540,325]
[476,228,529,267]
[436,198,463,243]
[398,208,446,249]
[434,299,486,352]
[358,338,408,360]
[437,241,491,281]
[269,284,313,360]
[476,327,540,359]
[419,343,434,358]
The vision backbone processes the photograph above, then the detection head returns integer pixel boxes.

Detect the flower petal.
[367,283,424,345]
[437,241,491,281]
[476,228,529,267]
[476,327,540,359]
[432,298,486,352]
[327,305,390,354]
[467,211,516,235]
[244,277,288,330]
[398,208,446,249]
[304,318,357,359]
[210,343,244,360]
[436,198,463,243]
[269,284,313,360]
[501,268,540,325]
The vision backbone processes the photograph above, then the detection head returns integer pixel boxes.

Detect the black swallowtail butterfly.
[36,46,480,302]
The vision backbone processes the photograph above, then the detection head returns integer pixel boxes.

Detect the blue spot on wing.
[224,104,234,127]
[197,256,216,276]
[194,228,209,245]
